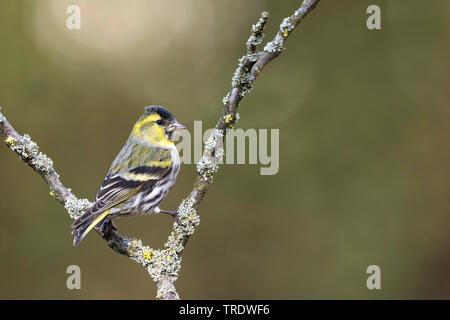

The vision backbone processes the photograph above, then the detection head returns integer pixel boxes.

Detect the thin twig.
[0,0,320,300]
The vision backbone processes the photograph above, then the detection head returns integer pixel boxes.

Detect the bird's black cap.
[144,105,175,121]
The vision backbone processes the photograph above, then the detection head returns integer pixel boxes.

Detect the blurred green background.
[1,0,449,299]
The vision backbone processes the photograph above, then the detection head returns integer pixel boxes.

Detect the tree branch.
[0,0,320,300]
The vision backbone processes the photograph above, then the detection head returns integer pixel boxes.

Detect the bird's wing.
[93,165,172,214]
[71,165,172,228]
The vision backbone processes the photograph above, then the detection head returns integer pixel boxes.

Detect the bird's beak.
[169,120,185,132]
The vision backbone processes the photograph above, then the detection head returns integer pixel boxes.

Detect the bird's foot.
[98,219,117,237]
[159,209,182,225]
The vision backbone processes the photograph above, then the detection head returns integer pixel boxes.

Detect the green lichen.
[147,249,182,282]
[64,196,91,220]
[264,33,284,53]
[172,199,200,238]
[129,242,182,282]
[31,152,54,174]
[9,134,38,158]
[126,199,200,283]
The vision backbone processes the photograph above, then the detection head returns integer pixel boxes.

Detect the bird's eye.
[156,119,164,125]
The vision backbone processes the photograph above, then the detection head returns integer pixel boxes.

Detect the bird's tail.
[71,209,110,246]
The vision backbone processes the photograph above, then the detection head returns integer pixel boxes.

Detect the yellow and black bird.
[72,106,185,246]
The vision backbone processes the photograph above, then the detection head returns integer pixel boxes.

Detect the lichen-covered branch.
[0,0,320,300]
[177,0,320,256]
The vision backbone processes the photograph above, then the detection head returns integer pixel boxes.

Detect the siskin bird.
[72,105,185,246]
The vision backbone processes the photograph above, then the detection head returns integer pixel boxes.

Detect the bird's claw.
[98,219,117,237]
[160,209,183,226]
